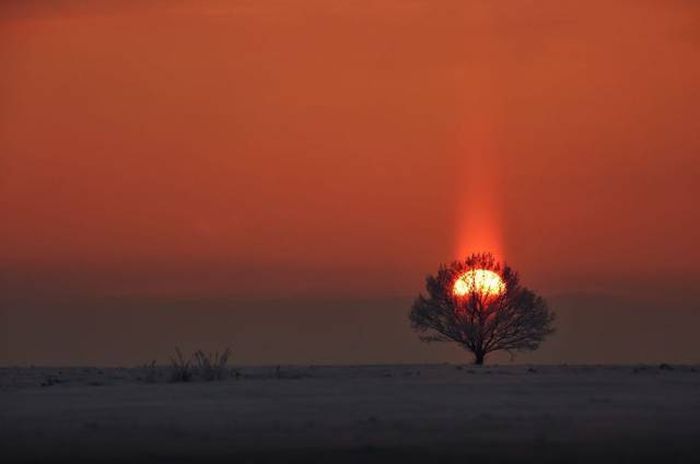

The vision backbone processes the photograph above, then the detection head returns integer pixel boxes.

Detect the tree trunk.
[473,352,485,365]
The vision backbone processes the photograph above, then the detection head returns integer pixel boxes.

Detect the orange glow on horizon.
[453,269,505,298]
[1,0,698,300]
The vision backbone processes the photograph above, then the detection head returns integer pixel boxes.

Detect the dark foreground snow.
[2,364,699,463]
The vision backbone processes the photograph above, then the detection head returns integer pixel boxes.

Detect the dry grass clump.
[170,347,193,382]
[169,347,232,382]
[193,349,232,381]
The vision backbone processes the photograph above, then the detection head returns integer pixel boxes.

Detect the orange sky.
[1,1,699,364]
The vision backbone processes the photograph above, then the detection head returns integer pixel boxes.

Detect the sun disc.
[453,269,505,298]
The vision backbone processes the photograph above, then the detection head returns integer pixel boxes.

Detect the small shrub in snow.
[169,347,193,382]
[193,348,231,381]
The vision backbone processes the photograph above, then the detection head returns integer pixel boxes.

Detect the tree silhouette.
[409,252,555,365]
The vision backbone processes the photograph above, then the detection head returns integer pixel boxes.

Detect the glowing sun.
[453,269,505,298]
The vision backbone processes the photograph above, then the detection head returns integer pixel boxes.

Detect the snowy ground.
[2,364,700,463]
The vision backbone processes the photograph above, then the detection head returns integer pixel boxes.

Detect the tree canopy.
[410,252,555,364]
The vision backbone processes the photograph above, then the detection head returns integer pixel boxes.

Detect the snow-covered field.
[2,364,700,463]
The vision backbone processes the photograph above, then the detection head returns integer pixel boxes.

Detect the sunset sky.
[2,0,699,365]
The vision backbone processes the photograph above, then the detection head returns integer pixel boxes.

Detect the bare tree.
[410,252,555,365]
